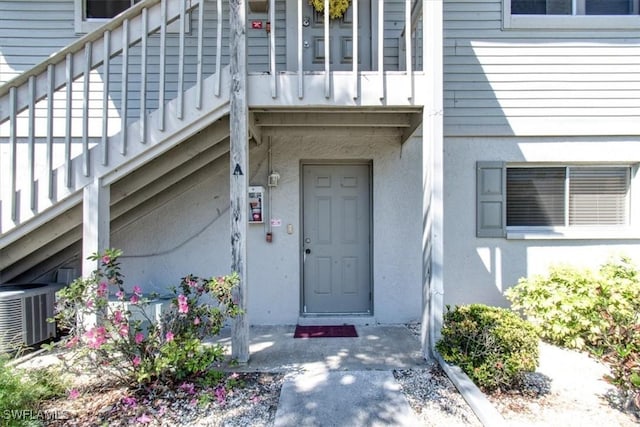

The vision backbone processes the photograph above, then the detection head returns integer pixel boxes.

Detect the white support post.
[229,0,250,364]
[324,0,330,98]
[423,0,444,358]
[82,177,110,329]
[378,0,385,100]
[297,0,303,99]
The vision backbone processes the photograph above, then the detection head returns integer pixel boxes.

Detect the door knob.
[305,248,311,254]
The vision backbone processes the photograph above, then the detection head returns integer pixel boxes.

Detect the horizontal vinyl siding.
[247,0,287,72]
[382,3,405,70]
[0,1,76,85]
[444,0,640,137]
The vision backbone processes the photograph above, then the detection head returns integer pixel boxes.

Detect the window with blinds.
[506,166,630,227]
[507,168,565,226]
[511,0,639,15]
[569,168,629,225]
[85,0,139,19]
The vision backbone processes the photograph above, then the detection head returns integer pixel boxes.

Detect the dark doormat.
[293,325,358,338]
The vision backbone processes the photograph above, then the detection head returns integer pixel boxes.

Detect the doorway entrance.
[302,0,372,71]
[301,163,372,314]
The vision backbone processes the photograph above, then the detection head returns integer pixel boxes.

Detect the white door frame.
[299,160,373,315]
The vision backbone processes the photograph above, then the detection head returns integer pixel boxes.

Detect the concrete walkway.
[213,325,428,426]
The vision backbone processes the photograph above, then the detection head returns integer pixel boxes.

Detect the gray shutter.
[476,161,506,237]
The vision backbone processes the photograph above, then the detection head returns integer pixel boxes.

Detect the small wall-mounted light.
[268,172,280,187]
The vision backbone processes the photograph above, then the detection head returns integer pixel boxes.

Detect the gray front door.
[302,0,372,71]
[302,163,371,314]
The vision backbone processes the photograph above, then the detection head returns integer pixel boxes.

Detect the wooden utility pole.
[229,0,250,363]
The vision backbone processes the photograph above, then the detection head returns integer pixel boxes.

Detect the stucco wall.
[444,136,640,308]
[112,126,423,325]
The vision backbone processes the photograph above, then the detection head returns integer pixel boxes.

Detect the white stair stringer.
[1,67,231,250]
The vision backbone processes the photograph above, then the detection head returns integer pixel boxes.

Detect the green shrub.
[506,256,640,401]
[436,304,539,391]
[50,249,241,385]
[505,264,600,349]
[0,358,68,426]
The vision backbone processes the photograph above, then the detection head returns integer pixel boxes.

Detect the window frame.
[503,0,640,30]
[476,161,640,240]
[74,0,189,35]
[74,0,138,34]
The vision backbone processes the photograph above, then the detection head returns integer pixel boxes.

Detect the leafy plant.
[50,249,241,385]
[0,357,68,426]
[436,304,539,391]
[506,256,640,406]
[308,0,351,19]
[505,264,600,349]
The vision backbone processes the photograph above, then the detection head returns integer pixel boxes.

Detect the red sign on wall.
[251,20,263,29]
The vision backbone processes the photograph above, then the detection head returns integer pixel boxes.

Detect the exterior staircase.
[1,0,432,284]
[0,0,230,282]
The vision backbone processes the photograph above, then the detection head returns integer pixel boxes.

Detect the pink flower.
[84,326,108,349]
[188,280,197,288]
[177,294,189,314]
[113,310,123,323]
[122,396,137,407]
[135,332,145,344]
[69,389,80,399]
[130,294,140,304]
[165,331,174,342]
[65,336,79,349]
[85,299,94,309]
[118,323,128,338]
[132,355,141,367]
[214,386,226,404]
[97,282,108,297]
[136,414,153,424]
[180,382,195,394]
[133,285,142,296]
[102,255,111,265]
[193,317,201,325]
[115,290,125,300]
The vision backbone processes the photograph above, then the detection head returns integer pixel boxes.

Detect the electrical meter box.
[248,186,265,223]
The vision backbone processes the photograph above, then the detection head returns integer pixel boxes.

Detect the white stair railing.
[0,0,226,235]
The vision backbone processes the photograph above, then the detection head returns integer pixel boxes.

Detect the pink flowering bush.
[51,249,241,384]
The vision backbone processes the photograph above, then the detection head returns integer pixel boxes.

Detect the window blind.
[507,168,565,226]
[569,167,629,225]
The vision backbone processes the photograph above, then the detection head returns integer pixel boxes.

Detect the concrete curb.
[434,352,507,427]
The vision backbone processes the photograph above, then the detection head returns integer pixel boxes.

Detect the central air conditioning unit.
[108,296,173,332]
[0,284,61,354]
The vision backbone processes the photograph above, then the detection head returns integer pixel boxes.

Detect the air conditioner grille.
[25,294,49,346]
[0,286,57,354]
[0,298,24,354]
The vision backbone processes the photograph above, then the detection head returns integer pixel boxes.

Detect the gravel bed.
[393,364,482,426]
[41,372,283,426]
[14,326,640,426]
